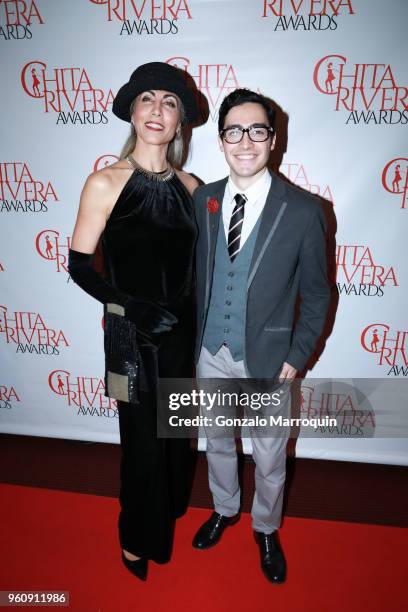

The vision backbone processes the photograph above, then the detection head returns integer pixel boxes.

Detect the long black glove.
[68,248,177,335]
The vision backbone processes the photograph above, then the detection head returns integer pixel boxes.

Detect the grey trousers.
[197,345,290,534]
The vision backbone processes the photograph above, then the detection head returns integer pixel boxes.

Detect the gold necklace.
[126,155,174,182]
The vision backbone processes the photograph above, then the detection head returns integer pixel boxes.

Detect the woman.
[68,62,199,580]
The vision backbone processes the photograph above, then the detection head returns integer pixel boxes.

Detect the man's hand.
[278,362,297,383]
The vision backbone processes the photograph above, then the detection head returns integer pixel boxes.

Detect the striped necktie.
[228,193,247,261]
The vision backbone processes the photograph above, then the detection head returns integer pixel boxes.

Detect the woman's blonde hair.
[120,95,186,168]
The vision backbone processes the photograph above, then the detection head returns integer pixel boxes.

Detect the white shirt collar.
[227,169,271,203]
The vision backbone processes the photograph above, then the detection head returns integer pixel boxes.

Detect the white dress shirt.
[222,170,272,248]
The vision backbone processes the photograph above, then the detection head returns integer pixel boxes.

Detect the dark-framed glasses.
[220,124,274,144]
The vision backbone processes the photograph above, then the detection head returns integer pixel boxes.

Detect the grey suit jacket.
[193,171,330,379]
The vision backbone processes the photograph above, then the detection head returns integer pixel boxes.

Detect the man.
[192,89,330,583]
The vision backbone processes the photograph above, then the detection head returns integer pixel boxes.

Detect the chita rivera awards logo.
[0,0,44,40]
[20,61,114,125]
[89,0,192,35]
[361,324,408,376]
[165,56,241,121]
[35,229,71,275]
[382,158,408,210]
[0,306,69,355]
[262,0,355,31]
[0,384,20,410]
[313,54,408,125]
[48,369,118,417]
[301,383,375,436]
[0,162,58,213]
[280,163,334,202]
[336,245,398,297]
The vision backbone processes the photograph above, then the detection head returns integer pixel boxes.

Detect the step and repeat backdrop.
[1,0,407,465]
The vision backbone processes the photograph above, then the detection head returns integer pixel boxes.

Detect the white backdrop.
[1,0,407,465]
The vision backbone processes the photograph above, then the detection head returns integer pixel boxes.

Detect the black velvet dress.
[101,166,197,563]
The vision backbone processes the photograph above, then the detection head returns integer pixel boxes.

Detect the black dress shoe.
[192,512,240,550]
[254,531,286,584]
[121,552,148,581]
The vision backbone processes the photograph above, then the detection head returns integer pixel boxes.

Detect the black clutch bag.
[104,303,141,404]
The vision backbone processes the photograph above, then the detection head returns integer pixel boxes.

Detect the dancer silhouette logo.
[48,369,118,417]
[93,155,119,172]
[361,324,408,376]
[89,0,192,35]
[20,61,114,125]
[262,0,355,30]
[35,229,71,274]
[0,305,69,355]
[0,161,58,213]
[382,158,408,210]
[313,54,408,125]
[0,0,44,40]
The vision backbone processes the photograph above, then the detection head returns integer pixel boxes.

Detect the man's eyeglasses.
[220,124,274,144]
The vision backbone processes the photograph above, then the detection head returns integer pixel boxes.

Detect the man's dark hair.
[218,88,276,134]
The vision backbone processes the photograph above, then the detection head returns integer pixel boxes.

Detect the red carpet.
[0,484,405,612]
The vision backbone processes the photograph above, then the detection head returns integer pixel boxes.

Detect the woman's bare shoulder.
[81,160,132,204]
[85,159,131,192]
[175,169,200,196]
[79,160,133,218]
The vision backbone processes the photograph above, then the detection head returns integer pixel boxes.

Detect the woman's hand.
[124,298,178,335]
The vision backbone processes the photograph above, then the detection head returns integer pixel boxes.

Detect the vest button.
[228,271,234,277]
[224,314,230,319]
[226,300,231,306]
[226,285,233,290]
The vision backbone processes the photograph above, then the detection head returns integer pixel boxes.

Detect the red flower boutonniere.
[207,197,220,214]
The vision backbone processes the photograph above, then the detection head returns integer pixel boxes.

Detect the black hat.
[112,62,199,125]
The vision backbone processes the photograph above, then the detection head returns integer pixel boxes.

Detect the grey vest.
[202,215,261,360]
